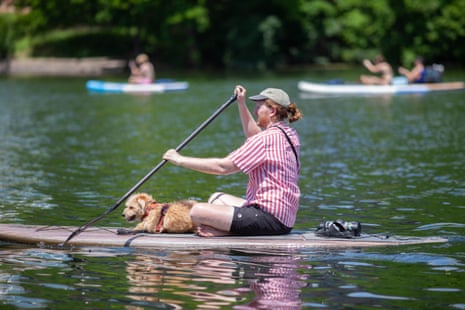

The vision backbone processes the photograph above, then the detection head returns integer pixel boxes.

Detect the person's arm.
[129,60,139,75]
[398,64,421,82]
[363,59,373,72]
[163,149,240,175]
[363,59,380,73]
[235,85,261,138]
[398,66,407,74]
[140,63,155,80]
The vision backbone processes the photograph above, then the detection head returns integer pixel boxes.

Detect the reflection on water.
[233,253,308,309]
[124,250,308,309]
[0,247,309,309]
[125,253,190,309]
[1,245,463,309]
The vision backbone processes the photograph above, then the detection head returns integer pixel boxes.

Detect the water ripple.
[415,223,465,231]
[348,291,412,300]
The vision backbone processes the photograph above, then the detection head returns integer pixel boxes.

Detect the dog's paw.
[117,228,136,235]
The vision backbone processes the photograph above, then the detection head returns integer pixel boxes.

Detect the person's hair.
[374,55,385,64]
[136,54,149,64]
[266,100,303,123]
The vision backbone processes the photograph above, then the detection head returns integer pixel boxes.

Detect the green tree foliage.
[298,0,395,63]
[3,0,465,69]
[0,13,16,58]
[389,0,465,66]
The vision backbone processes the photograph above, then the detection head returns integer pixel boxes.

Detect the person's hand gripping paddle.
[62,93,237,246]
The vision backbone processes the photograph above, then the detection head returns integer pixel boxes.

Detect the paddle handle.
[62,93,237,245]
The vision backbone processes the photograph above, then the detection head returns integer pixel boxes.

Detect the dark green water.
[1,73,464,309]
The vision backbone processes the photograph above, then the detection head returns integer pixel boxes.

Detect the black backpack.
[424,64,444,82]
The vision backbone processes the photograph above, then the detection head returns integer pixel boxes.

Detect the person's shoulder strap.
[274,125,299,168]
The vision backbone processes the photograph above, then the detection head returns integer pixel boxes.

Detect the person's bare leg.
[190,202,235,237]
[197,224,230,237]
[208,192,246,207]
[190,193,246,237]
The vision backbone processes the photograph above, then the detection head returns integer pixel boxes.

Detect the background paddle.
[63,93,237,245]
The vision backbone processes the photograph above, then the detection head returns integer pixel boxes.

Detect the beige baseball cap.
[249,88,290,108]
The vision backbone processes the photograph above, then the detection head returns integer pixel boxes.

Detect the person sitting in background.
[128,53,155,84]
[398,56,426,83]
[360,55,393,85]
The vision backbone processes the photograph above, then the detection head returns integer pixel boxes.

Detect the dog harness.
[143,202,170,233]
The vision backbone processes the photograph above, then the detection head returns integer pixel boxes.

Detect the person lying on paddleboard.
[398,56,426,83]
[163,86,303,237]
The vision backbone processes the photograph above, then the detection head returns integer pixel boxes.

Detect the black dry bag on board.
[316,220,362,238]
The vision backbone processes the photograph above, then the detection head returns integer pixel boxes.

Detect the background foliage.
[2,0,464,69]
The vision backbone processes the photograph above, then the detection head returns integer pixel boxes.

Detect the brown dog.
[118,192,197,234]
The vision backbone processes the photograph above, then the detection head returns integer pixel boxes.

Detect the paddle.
[62,93,238,245]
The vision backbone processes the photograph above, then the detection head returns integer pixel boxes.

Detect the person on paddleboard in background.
[360,54,393,85]
[128,53,155,84]
[398,56,426,83]
[163,85,302,237]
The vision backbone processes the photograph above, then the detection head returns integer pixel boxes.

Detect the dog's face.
[122,193,154,222]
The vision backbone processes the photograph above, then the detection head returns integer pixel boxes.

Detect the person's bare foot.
[197,225,229,237]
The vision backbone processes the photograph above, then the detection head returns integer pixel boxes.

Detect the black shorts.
[229,204,292,236]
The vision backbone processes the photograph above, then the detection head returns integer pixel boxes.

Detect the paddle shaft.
[63,93,238,245]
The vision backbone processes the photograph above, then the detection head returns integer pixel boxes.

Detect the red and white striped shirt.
[227,122,300,227]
